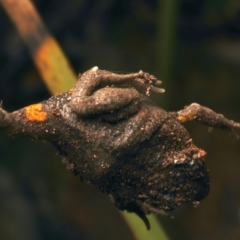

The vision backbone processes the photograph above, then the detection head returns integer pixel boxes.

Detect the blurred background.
[0,0,240,239]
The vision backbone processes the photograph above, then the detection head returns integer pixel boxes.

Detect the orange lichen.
[25,103,47,121]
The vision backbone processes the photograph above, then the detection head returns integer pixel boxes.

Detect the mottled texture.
[1,67,239,229]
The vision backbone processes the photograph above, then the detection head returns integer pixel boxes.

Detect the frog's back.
[97,105,210,212]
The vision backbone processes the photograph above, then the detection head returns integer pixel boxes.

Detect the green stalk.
[122,213,168,240]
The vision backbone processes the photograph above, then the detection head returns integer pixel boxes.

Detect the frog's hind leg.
[73,66,165,98]
[69,87,141,117]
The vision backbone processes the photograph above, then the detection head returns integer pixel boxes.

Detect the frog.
[0,66,240,229]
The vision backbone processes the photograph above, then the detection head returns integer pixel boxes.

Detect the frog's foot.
[132,70,165,96]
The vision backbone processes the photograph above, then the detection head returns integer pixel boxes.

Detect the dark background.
[0,0,240,239]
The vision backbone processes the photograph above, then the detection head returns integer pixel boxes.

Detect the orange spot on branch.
[25,103,47,121]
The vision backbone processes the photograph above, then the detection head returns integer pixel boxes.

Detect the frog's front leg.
[170,103,240,136]
[0,103,58,140]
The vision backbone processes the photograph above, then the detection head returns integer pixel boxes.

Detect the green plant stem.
[122,213,168,240]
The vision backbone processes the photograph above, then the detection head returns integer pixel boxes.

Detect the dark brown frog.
[1,67,239,229]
